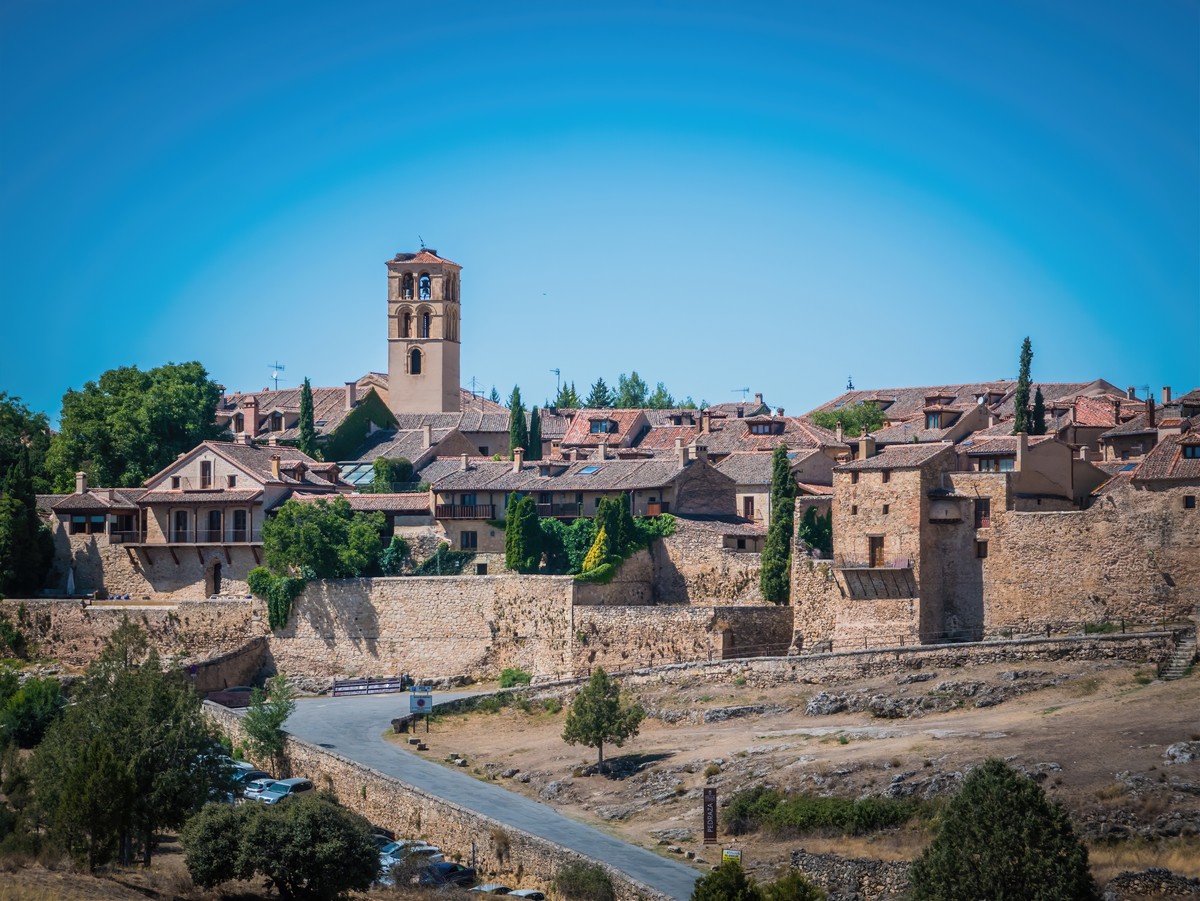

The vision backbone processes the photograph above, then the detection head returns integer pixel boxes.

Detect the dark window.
[271,412,284,432]
[881,470,890,483]
[850,472,859,484]
[975,498,991,528]
[743,496,755,518]
[869,536,884,567]
[70,515,86,534]
[460,530,478,550]
[233,413,244,432]
[173,510,189,543]
[925,413,940,429]
[850,504,858,516]
[1184,446,1200,459]
[976,540,989,559]
[419,274,431,299]
[589,419,616,434]
[402,273,414,299]
[882,504,890,515]
[410,348,422,375]
[232,509,248,542]
[421,311,431,338]
[1185,496,1197,510]
[227,474,237,488]
[402,311,412,337]
[479,446,488,456]
[736,538,746,550]
[200,460,213,489]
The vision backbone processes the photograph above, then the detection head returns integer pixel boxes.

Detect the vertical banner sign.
[703,787,717,844]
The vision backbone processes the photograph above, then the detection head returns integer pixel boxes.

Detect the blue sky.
[2,0,1196,422]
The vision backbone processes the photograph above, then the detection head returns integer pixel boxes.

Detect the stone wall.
[0,598,264,667]
[789,849,910,900]
[204,703,671,901]
[191,637,268,694]
[267,576,575,682]
[573,550,654,606]
[651,523,763,605]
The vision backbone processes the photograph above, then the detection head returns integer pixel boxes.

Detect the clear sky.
[2,0,1197,422]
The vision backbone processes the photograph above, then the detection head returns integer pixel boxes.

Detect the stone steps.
[1161,632,1197,681]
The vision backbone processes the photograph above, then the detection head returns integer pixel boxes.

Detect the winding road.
[284,692,701,901]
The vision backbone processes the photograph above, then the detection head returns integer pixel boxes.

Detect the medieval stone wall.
[651,525,763,605]
[789,849,910,900]
[573,550,655,606]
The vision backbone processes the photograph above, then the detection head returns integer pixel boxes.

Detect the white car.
[509,891,546,900]
[469,884,513,896]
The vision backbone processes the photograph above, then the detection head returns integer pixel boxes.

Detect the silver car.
[260,777,315,805]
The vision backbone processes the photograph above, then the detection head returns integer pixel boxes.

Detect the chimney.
[1111,397,1122,425]
[675,436,687,470]
[345,381,357,410]
[988,412,997,429]
[754,392,764,406]
[268,436,278,447]
[243,396,259,436]
[1079,446,1091,462]
[460,453,470,472]
[422,424,433,449]
[1147,394,1156,428]
[856,436,876,461]
[1127,386,1137,400]
[596,440,608,461]
[775,407,785,416]
[700,410,711,434]
[75,471,87,495]
[695,444,709,464]
[513,447,525,473]
[1015,432,1028,472]
[1163,386,1173,405]
[270,454,281,479]
[835,421,844,444]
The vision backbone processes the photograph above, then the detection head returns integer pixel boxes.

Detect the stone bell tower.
[386,249,461,414]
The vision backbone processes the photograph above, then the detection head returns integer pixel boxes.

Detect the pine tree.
[554,382,581,409]
[489,386,501,405]
[646,382,675,409]
[504,494,540,573]
[508,386,528,457]
[0,444,53,597]
[561,667,645,772]
[297,378,318,459]
[1032,387,1047,435]
[1013,337,1034,434]
[615,372,648,408]
[528,407,543,460]
[584,378,614,408]
[760,444,796,604]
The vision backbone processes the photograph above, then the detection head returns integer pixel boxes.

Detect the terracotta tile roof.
[698,416,847,457]
[1100,410,1163,438]
[715,450,818,486]
[350,428,454,466]
[836,443,954,472]
[217,386,378,440]
[392,411,513,433]
[1092,471,1134,496]
[634,425,701,453]
[388,249,460,267]
[1132,431,1200,482]
[139,489,265,504]
[675,515,767,537]
[960,435,1054,456]
[1174,388,1200,407]
[293,491,431,513]
[430,457,713,494]
[559,409,650,448]
[36,494,68,512]
[52,488,147,512]
[704,400,770,418]
[1070,395,1122,427]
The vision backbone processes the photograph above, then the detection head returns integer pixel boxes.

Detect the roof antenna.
[731,387,749,401]
[847,375,854,390]
[267,361,286,390]
[418,235,426,250]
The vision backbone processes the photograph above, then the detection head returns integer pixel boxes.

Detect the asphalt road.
[284,692,700,901]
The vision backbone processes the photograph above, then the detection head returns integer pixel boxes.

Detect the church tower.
[386,249,461,414]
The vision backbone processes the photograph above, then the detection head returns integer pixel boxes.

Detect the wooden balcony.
[535,503,582,519]
[435,504,495,520]
[109,530,262,546]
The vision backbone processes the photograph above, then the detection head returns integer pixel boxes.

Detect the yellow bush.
[582,526,608,572]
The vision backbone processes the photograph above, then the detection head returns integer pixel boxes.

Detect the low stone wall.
[204,703,672,901]
[790,849,910,900]
[0,598,263,667]
[191,638,267,695]
[574,550,655,606]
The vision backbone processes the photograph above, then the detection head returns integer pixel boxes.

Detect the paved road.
[284,692,700,901]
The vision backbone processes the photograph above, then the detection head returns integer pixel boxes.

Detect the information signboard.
[703,787,717,844]
[722,849,742,864]
[409,686,433,714]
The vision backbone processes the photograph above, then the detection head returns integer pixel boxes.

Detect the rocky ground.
[397,656,1200,890]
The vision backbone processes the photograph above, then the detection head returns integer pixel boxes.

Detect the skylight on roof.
[578,465,601,475]
[1121,463,1137,471]
[833,401,846,408]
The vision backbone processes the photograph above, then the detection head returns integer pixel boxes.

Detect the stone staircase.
[1161,629,1197,681]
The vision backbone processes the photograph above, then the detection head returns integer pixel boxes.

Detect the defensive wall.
[203,703,674,901]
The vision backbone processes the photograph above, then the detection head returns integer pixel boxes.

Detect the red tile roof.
[559,409,649,448]
[1133,430,1200,482]
[836,443,954,472]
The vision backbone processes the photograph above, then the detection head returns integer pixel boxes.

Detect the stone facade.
[652,525,763,605]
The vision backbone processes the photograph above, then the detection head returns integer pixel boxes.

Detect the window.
[421,311,431,338]
[925,413,940,429]
[200,460,213,489]
[233,413,244,432]
[882,504,890,515]
[173,510,189,543]
[594,496,603,510]
[171,476,181,489]
[1185,496,1197,510]
[578,465,601,475]
[589,419,616,434]
[742,496,755,518]
[460,530,478,550]
[419,273,431,299]
[1184,446,1200,459]
[478,446,488,456]
[881,470,890,483]
[736,538,747,550]
[850,472,859,484]
[232,509,248,542]
[975,498,991,528]
[402,273,414,299]
[868,536,884,567]
[227,474,237,488]
[461,493,476,506]
[271,412,284,432]
[850,504,858,516]
[978,457,1014,473]
[410,348,422,375]
[402,311,412,337]
[976,540,989,559]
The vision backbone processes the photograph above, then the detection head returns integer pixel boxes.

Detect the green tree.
[489,385,501,405]
[263,497,385,579]
[45,361,224,491]
[504,494,541,573]
[646,381,675,409]
[33,621,229,868]
[0,676,64,747]
[691,861,762,901]
[528,406,543,460]
[760,444,796,603]
[242,674,296,776]
[616,372,649,408]
[584,377,614,408]
[553,861,616,901]
[297,377,318,459]
[562,667,645,771]
[379,535,410,575]
[809,402,886,439]
[1032,387,1047,436]
[795,506,832,556]
[508,386,528,456]
[0,444,54,598]
[1013,336,1034,435]
[0,393,51,494]
[371,456,413,492]
[761,870,825,901]
[909,758,1098,901]
[555,381,581,409]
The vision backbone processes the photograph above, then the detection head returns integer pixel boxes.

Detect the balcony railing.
[110,529,262,545]
[435,504,495,520]
[834,555,913,570]
[536,503,582,519]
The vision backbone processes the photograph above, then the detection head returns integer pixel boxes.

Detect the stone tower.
[386,249,461,414]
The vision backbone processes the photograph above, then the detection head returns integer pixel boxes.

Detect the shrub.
[499,668,532,688]
[581,526,610,573]
[553,860,616,901]
[704,764,722,778]
[761,869,825,901]
[0,677,64,748]
[723,786,919,837]
[476,696,503,714]
[379,535,410,575]
[246,567,306,630]
[411,543,475,576]
[542,697,563,714]
[691,861,761,901]
[574,561,617,584]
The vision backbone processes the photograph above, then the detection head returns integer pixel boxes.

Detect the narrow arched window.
[419,274,431,299]
[402,273,414,299]
[410,348,422,375]
[421,311,431,338]
[402,311,411,337]
[233,413,244,433]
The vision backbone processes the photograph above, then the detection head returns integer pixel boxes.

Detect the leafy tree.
[242,674,296,776]
[0,393,51,494]
[540,517,596,574]
[1032,387,1047,436]
[553,861,616,901]
[371,456,413,492]
[489,385,501,404]
[33,621,229,867]
[908,758,1098,901]
[616,372,649,408]
[504,494,541,573]
[691,861,762,901]
[508,386,528,456]
[183,793,379,901]
[45,361,224,491]
[297,377,319,459]
[760,444,796,603]
[1013,336,1034,434]
[555,381,581,409]
[0,676,64,747]
[562,667,645,771]
[0,444,54,598]
[263,497,385,579]
[527,406,543,460]
[680,396,698,410]
[646,381,675,409]
[809,402,886,439]
[796,506,832,556]
[584,377,614,409]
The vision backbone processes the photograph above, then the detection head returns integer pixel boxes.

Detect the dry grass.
[1087,837,1200,884]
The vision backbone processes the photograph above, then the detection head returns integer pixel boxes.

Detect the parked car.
[260,777,315,805]
[381,841,443,865]
[242,778,279,802]
[509,891,545,900]
[469,884,513,895]
[232,768,272,786]
[420,861,477,887]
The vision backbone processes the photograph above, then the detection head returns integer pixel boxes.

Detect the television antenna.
[267,362,287,390]
[550,368,561,394]
[846,375,855,390]
[731,387,750,401]
[418,234,426,250]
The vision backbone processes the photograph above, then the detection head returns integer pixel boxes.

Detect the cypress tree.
[508,386,528,457]
[516,496,542,573]
[527,406,543,460]
[1013,337,1033,434]
[760,444,796,604]
[297,378,318,459]
[504,492,523,572]
[1031,387,1047,436]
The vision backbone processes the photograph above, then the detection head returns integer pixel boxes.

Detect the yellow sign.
[722,849,742,864]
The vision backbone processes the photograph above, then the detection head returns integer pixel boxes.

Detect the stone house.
[715,448,834,523]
